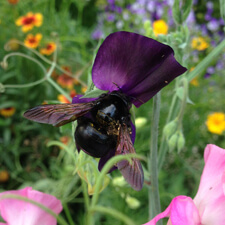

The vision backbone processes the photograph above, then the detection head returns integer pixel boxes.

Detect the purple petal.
[92,31,187,107]
[72,95,97,104]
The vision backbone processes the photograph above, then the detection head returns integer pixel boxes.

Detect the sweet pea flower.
[0,187,62,225]
[72,31,186,173]
[143,144,225,225]
[24,31,187,191]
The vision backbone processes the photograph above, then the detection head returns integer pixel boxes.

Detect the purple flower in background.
[204,66,215,79]
[24,32,187,191]
[92,29,104,40]
[207,18,220,32]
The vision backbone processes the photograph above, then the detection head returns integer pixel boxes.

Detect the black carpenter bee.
[23,91,144,191]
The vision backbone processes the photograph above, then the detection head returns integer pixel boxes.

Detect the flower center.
[28,38,37,44]
[46,44,52,50]
[22,16,35,25]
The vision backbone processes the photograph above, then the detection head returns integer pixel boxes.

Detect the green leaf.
[176,87,194,104]
[0,101,17,109]
[172,0,182,25]
[173,0,193,24]
[81,88,107,99]
[220,0,225,22]
[182,0,193,22]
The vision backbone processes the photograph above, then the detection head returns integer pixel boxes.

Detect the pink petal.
[0,187,62,225]
[143,196,200,225]
[194,144,225,225]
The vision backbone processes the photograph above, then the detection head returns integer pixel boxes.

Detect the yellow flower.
[58,94,70,103]
[0,107,15,117]
[15,12,43,32]
[190,77,199,86]
[153,20,168,36]
[24,33,42,48]
[191,37,209,51]
[40,42,56,55]
[206,112,225,135]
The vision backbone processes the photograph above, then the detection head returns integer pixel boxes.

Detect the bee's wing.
[116,124,144,191]
[23,102,95,127]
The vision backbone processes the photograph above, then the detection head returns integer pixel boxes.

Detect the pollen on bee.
[165,80,168,83]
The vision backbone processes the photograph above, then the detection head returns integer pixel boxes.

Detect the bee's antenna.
[112,82,144,104]
[129,96,145,104]
[112,82,121,91]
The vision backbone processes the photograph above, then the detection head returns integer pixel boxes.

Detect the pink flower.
[0,187,62,225]
[143,144,225,225]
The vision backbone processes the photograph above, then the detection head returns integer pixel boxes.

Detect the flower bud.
[0,61,8,70]
[135,117,147,129]
[163,119,178,140]
[168,132,179,152]
[177,131,185,153]
[125,195,141,209]
[112,176,126,187]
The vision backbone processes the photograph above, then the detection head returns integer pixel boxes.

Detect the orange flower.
[58,94,70,103]
[0,107,15,117]
[57,68,74,90]
[24,33,42,48]
[16,12,43,32]
[8,0,19,4]
[60,136,70,145]
[70,89,77,98]
[40,42,56,55]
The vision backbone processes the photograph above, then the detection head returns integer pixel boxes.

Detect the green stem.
[86,154,145,225]
[177,78,188,127]
[149,93,162,224]
[63,203,76,225]
[4,40,87,87]
[81,178,91,225]
[91,154,144,208]
[47,77,71,101]
[158,78,188,171]
[89,206,137,225]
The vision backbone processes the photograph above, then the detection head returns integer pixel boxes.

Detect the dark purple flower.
[23,32,186,191]
[72,31,186,188]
